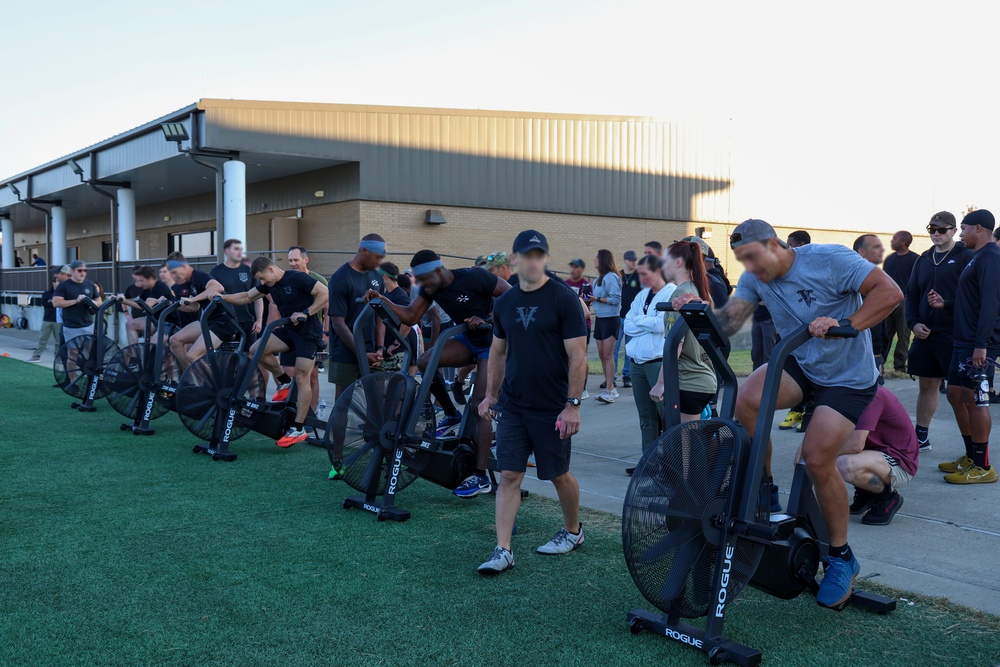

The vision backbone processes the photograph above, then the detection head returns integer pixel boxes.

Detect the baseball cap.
[623,250,638,261]
[963,209,996,231]
[69,260,86,270]
[568,258,586,268]
[58,264,72,275]
[729,219,789,249]
[678,236,711,257]
[512,230,549,254]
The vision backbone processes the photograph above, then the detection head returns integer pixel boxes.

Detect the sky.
[2,0,998,233]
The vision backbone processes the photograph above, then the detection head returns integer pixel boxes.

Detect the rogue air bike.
[53,296,122,412]
[101,299,184,436]
[329,297,516,522]
[172,297,336,462]
[622,302,895,667]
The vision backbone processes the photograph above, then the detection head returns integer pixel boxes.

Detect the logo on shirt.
[457,294,470,303]
[239,272,249,282]
[529,235,541,243]
[515,306,538,329]
[796,289,815,306]
[284,286,293,294]
[371,279,380,288]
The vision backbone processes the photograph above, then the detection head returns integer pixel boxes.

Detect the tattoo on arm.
[715,297,756,337]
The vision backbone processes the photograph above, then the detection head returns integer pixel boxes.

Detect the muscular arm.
[305,282,329,317]
[485,336,509,399]
[849,267,904,332]
[187,278,226,304]
[375,292,431,327]
[51,296,75,308]
[564,336,588,399]
[714,296,757,337]
[492,278,512,297]
[330,315,357,354]
[220,287,263,306]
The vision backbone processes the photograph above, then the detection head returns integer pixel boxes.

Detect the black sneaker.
[450,382,467,406]
[600,380,608,389]
[862,491,903,525]
[849,488,876,515]
[625,467,635,476]
[918,438,932,453]
[622,377,632,388]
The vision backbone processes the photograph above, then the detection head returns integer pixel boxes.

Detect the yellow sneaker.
[943,465,998,485]
[779,411,803,430]
[938,455,973,474]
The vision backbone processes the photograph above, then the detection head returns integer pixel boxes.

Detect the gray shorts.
[63,325,94,341]
[882,453,912,491]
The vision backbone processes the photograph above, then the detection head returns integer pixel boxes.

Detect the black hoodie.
[903,242,974,334]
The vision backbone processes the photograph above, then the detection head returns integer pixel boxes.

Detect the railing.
[0,256,220,297]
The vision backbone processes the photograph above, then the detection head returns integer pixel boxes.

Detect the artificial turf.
[1,356,998,667]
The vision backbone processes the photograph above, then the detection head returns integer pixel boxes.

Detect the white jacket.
[624,284,677,364]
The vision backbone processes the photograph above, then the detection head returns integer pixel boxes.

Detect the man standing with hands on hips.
[477,230,589,574]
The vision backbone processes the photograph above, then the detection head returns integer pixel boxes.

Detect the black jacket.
[904,243,974,335]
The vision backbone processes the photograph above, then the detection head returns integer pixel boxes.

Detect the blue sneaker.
[453,474,492,498]
[436,414,462,437]
[817,555,860,609]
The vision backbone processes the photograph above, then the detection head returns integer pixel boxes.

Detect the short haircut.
[410,249,440,267]
[930,211,956,228]
[787,230,811,246]
[637,254,663,271]
[644,240,663,253]
[895,230,913,246]
[853,234,877,252]
[993,227,1000,241]
[397,273,412,290]
[158,262,169,270]
[131,265,156,280]
[223,238,242,250]
[250,256,275,276]
[362,233,386,243]
[166,251,186,262]
[288,245,308,257]
[380,261,400,277]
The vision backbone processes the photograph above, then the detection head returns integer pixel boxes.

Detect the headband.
[378,267,398,281]
[359,240,386,254]
[411,259,443,276]
[166,260,188,270]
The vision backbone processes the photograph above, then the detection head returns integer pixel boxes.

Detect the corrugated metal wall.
[201,101,733,223]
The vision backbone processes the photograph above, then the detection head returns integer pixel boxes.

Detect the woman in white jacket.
[623,254,676,463]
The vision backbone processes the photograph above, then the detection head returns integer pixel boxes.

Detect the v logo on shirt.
[797,289,815,306]
[516,306,538,329]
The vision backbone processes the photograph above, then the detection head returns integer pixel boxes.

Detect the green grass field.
[1,356,997,667]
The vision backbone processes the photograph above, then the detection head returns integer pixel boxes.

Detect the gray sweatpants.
[630,358,665,451]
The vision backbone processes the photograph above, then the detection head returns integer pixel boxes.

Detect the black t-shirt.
[258,270,321,339]
[54,279,98,328]
[171,270,219,327]
[41,289,56,323]
[620,270,642,318]
[385,286,411,307]
[123,284,143,317]
[884,251,919,293]
[493,278,588,414]
[328,262,384,363]
[137,281,173,318]
[954,242,1000,348]
[210,263,259,323]
[419,268,498,347]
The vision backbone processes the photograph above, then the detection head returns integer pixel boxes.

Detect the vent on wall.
[425,209,447,225]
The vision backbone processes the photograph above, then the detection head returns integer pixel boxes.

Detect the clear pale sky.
[2,0,997,233]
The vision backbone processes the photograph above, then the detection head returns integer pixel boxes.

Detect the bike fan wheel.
[622,419,768,619]
[174,352,264,442]
[326,372,435,494]
[102,343,181,421]
[52,335,121,399]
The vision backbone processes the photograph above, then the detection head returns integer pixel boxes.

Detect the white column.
[50,205,67,267]
[1,217,13,269]
[223,160,246,245]
[117,188,136,262]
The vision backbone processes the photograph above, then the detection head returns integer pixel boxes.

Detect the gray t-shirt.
[733,244,877,389]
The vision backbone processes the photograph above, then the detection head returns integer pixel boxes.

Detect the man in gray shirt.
[672,219,902,611]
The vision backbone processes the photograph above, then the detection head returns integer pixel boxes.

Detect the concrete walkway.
[2,328,998,616]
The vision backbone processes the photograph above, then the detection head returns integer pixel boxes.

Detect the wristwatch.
[566,397,582,407]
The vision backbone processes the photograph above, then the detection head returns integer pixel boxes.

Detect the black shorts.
[237,320,258,346]
[907,333,952,378]
[679,390,715,415]
[947,346,1000,389]
[208,318,241,343]
[782,354,876,425]
[593,316,619,341]
[496,409,571,481]
[273,326,321,361]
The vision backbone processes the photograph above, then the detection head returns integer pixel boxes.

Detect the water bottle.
[973,371,990,408]
[317,399,328,420]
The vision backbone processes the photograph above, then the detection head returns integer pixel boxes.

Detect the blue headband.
[166,260,188,270]
[411,259,442,276]
[359,240,386,254]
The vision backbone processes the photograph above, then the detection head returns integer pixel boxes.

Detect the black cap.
[963,209,995,231]
[512,229,549,254]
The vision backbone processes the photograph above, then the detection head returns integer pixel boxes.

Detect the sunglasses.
[927,226,954,234]
[75,268,88,274]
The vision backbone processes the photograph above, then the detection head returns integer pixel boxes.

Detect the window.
[168,230,215,257]
[101,241,113,262]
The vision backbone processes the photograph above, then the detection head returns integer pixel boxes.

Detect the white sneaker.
[537,524,584,554]
[610,388,620,400]
[580,390,590,400]
[596,390,615,404]
[478,546,515,574]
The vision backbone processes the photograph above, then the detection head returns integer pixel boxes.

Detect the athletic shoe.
[610,388,620,400]
[451,381,467,406]
[454,474,492,498]
[625,467,635,476]
[600,380,607,389]
[276,426,308,448]
[596,390,615,404]
[526,454,536,468]
[580,390,590,400]
[779,410,803,430]
[816,554,860,609]
[271,383,291,403]
[27,356,41,363]
[477,546,514,574]
[943,465,998,485]
[938,455,973,474]
[849,488,876,515]
[769,484,782,513]
[939,380,947,395]
[537,524,584,554]
[918,438,932,452]
[622,377,632,388]
[328,461,345,480]
[862,491,903,525]
[317,363,325,373]
[795,410,811,433]
[436,413,462,434]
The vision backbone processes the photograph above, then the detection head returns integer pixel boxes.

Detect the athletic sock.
[915,425,929,443]
[971,441,988,469]
[830,543,854,562]
[292,421,304,430]
[277,373,292,385]
[475,468,487,478]
[962,434,974,459]
[430,372,459,416]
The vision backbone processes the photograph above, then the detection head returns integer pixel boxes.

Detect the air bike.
[172,297,335,461]
[622,302,895,666]
[53,296,122,412]
[101,299,183,435]
[329,297,517,522]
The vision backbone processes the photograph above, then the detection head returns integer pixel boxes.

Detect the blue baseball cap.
[512,229,549,254]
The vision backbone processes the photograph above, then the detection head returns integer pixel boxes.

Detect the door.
[269,218,299,265]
